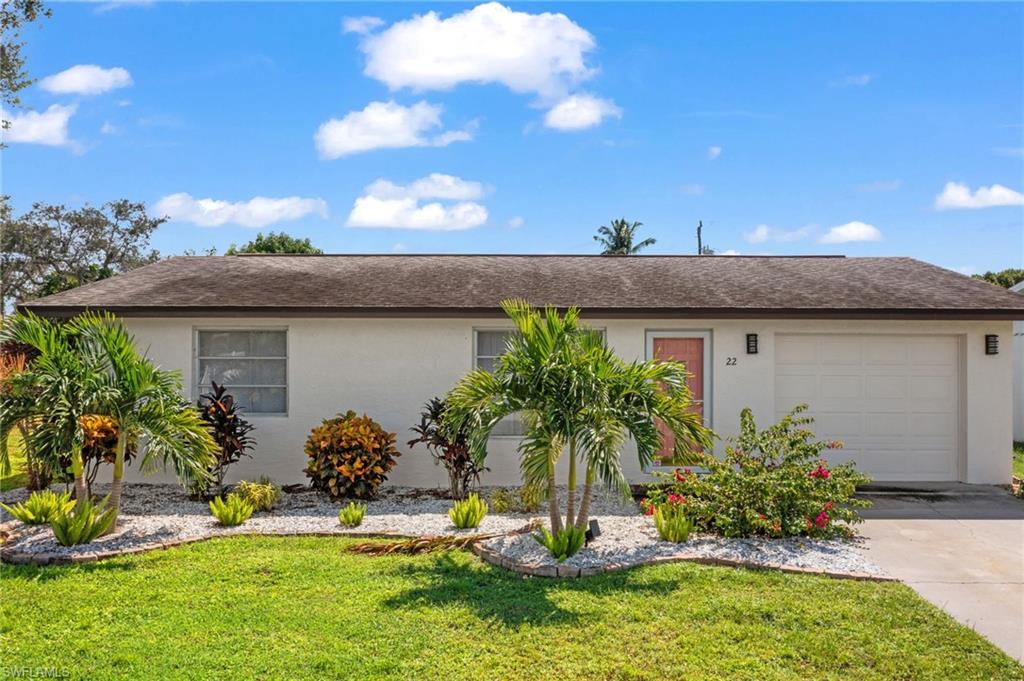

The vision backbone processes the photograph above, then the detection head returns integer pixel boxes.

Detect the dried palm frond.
[346,519,540,556]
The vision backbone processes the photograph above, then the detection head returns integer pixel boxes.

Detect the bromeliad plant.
[533,525,587,562]
[1,490,76,524]
[304,411,400,500]
[644,405,871,538]
[233,477,280,512]
[448,493,488,529]
[408,397,486,500]
[444,300,713,553]
[50,497,117,546]
[196,382,257,498]
[338,501,366,527]
[209,493,254,526]
[653,499,693,543]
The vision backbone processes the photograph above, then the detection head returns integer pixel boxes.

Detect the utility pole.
[696,220,703,255]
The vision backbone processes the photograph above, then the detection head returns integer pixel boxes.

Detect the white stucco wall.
[121,316,1014,487]
[1014,319,1024,442]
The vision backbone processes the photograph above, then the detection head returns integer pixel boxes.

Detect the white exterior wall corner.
[122,316,1014,488]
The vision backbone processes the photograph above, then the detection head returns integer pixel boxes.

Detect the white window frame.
[645,329,713,470]
[472,326,607,438]
[192,326,289,417]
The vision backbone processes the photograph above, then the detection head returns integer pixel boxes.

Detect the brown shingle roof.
[20,254,1024,319]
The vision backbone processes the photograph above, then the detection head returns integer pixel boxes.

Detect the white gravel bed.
[0,484,543,560]
[479,515,889,578]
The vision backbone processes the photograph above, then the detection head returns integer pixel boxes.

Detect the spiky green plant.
[533,525,587,562]
[653,503,693,543]
[1,489,75,524]
[233,477,280,512]
[209,493,254,526]
[448,493,488,529]
[338,501,366,528]
[50,497,116,546]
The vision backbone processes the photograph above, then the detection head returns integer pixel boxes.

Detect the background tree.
[594,218,656,255]
[1,0,51,139]
[225,231,322,255]
[973,268,1024,289]
[0,198,163,311]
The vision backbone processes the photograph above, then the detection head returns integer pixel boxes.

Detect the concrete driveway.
[856,484,1024,662]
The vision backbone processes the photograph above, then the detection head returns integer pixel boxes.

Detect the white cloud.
[857,179,902,193]
[679,184,706,196]
[3,104,76,146]
[314,100,472,159]
[543,94,621,131]
[153,193,328,228]
[934,181,1024,210]
[100,121,118,135]
[360,3,597,101]
[719,249,741,256]
[508,216,524,228]
[39,65,133,95]
[819,221,882,244]
[829,74,873,87]
[342,16,384,34]
[94,0,154,13]
[954,265,977,276]
[744,224,811,244]
[707,145,722,160]
[346,174,488,230]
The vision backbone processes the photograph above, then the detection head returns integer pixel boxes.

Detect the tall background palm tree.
[594,218,656,255]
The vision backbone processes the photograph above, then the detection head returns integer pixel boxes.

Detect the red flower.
[667,493,685,505]
[824,501,834,510]
[645,505,655,516]
[809,464,830,479]
[814,511,830,529]
[805,518,813,529]
[825,440,842,449]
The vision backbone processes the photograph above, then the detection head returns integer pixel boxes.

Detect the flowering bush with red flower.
[644,404,871,538]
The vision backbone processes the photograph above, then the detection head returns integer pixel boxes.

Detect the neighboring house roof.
[1011,281,1024,293]
[20,254,1024,319]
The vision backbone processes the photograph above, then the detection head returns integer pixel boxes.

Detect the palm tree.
[444,300,711,534]
[594,218,656,255]
[1,313,99,505]
[75,312,215,529]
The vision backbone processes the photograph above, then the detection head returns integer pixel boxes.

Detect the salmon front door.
[650,333,709,465]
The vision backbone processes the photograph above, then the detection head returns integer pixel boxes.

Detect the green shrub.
[653,501,693,543]
[644,405,871,538]
[533,525,587,562]
[1,490,75,524]
[233,477,281,512]
[338,501,366,528]
[489,484,544,514]
[50,497,116,546]
[448,493,488,529]
[304,411,400,500]
[209,493,254,526]
[407,397,486,500]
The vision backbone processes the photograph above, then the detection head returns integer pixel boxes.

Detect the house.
[21,254,1024,487]
[1012,280,1024,443]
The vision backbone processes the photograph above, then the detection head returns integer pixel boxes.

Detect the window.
[475,330,523,436]
[474,327,607,437]
[195,329,287,415]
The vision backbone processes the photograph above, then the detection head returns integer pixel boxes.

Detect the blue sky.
[4,1,1023,273]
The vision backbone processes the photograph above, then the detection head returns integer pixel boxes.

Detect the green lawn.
[1014,441,1024,480]
[1,537,1020,680]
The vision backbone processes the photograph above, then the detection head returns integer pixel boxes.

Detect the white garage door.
[774,335,961,481]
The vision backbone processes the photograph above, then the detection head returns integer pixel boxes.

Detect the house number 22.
[725,357,738,366]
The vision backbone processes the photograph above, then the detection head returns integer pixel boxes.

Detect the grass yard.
[2,537,1020,680]
[1013,441,1024,480]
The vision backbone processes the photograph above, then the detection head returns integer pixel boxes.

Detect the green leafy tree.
[1,0,51,139]
[973,268,1024,289]
[594,218,656,255]
[225,231,322,255]
[1,198,163,311]
[444,300,712,533]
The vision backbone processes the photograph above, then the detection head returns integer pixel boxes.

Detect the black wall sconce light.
[746,333,759,354]
[985,335,999,355]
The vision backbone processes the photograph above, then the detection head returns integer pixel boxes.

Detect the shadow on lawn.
[381,551,687,628]
[1,558,137,582]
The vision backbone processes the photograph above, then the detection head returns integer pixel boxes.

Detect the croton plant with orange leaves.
[304,410,400,500]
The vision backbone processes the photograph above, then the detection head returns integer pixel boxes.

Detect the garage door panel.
[774,334,960,481]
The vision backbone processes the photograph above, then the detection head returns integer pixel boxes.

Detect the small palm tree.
[444,300,712,534]
[594,218,656,255]
[76,313,216,529]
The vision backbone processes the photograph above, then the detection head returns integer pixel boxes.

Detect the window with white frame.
[195,329,287,415]
[474,327,606,437]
